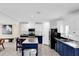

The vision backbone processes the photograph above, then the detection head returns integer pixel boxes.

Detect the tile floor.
[0,40,60,56]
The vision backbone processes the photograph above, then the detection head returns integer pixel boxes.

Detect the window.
[65,25,69,36]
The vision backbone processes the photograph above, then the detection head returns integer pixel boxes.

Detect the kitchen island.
[20,35,42,44]
[22,37,38,56]
[55,38,79,56]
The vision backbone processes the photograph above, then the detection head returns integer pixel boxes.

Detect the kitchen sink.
[60,39,74,42]
[64,39,74,42]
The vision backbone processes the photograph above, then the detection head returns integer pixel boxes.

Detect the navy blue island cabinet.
[55,40,79,56]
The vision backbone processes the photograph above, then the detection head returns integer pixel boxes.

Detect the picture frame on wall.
[2,25,12,35]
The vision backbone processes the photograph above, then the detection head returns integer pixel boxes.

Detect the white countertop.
[23,38,38,44]
[64,42,79,48]
[56,38,79,48]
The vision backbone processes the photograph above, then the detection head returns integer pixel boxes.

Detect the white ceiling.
[0,3,79,21]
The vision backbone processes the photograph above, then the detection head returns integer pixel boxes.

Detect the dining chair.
[0,39,5,49]
[16,37,25,51]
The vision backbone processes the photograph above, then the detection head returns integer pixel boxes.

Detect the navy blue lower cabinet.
[67,46,75,56]
[60,42,64,56]
[56,41,60,53]
[63,44,68,56]
[55,41,65,56]
[55,40,79,56]
[36,36,42,44]
[55,41,58,52]
[38,36,42,44]
[74,48,79,56]
[58,41,65,56]
[63,44,74,56]
[58,42,62,55]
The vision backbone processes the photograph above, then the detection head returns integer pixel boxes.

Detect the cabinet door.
[55,41,64,56]
[60,42,64,56]
[75,49,79,56]
[55,40,76,56]
[63,44,68,56]
[58,42,62,55]
[38,36,42,44]
[63,44,75,56]
[56,41,63,55]
[67,46,75,56]
[58,42,65,56]
[55,41,57,51]
[56,41,67,56]
[57,41,60,53]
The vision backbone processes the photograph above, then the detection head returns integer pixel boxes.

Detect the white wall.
[0,13,19,38]
[63,15,79,35]
[56,14,79,41]
[63,14,79,41]
[0,13,50,45]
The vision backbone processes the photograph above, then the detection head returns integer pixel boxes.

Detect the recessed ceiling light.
[37,11,40,14]
[30,15,34,18]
